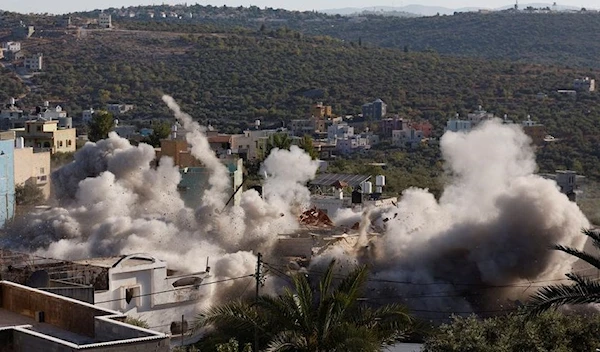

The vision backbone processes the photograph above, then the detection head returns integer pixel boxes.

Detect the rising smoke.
[319,119,590,319]
[2,98,590,320]
[3,96,318,304]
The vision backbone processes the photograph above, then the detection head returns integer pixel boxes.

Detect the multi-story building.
[327,122,354,144]
[24,53,43,71]
[0,135,15,227]
[378,117,405,138]
[230,128,290,160]
[309,102,333,119]
[446,107,495,133]
[16,119,77,154]
[99,12,112,28]
[362,99,387,119]
[179,158,244,207]
[0,280,169,351]
[573,77,595,92]
[14,136,51,200]
[392,128,424,148]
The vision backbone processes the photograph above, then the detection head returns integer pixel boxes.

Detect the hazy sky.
[1,0,596,14]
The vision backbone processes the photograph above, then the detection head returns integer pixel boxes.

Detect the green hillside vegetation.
[302,12,600,69]
[37,6,600,69]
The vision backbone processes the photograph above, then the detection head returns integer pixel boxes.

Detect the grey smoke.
[317,119,589,319]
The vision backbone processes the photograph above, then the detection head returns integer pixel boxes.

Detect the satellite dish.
[26,270,49,288]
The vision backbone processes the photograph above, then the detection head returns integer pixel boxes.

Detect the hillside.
[1,24,596,181]
[301,11,600,69]
[5,7,600,68]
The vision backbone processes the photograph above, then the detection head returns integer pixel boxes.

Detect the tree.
[15,183,44,206]
[423,309,600,352]
[88,110,114,142]
[124,317,149,329]
[145,121,172,147]
[527,229,600,315]
[264,132,292,159]
[195,261,413,352]
[298,135,318,160]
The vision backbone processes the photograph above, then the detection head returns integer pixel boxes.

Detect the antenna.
[205,257,210,273]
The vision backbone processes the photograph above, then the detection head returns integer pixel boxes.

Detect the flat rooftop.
[0,308,95,344]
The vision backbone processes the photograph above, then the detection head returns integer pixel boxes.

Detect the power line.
[95,274,254,304]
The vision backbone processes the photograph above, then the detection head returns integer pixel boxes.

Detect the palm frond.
[194,300,259,332]
[527,276,600,315]
[265,330,307,352]
[335,265,369,309]
[554,244,600,269]
[290,273,315,334]
[582,229,600,251]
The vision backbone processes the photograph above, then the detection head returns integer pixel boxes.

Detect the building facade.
[362,99,387,119]
[99,12,112,28]
[24,53,43,71]
[0,138,15,228]
[573,77,595,92]
[16,120,77,154]
[14,138,52,200]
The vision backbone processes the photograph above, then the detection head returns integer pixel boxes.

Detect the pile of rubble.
[299,207,333,227]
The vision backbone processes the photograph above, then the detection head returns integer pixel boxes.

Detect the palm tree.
[265,132,293,158]
[195,261,413,352]
[527,229,600,315]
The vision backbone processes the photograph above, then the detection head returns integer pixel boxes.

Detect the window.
[67,140,72,146]
[36,126,41,132]
[59,141,63,147]
[40,167,45,174]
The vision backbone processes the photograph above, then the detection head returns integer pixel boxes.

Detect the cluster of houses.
[1,40,44,71]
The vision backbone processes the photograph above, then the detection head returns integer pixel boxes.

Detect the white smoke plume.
[314,119,589,320]
[3,96,319,307]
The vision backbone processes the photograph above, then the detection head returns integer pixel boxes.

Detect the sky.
[1,0,596,14]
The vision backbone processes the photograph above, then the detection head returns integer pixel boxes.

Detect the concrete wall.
[13,147,51,200]
[12,330,73,352]
[0,139,15,227]
[0,283,108,338]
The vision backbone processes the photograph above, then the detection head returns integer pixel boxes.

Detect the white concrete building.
[75,254,211,334]
[99,12,112,28]
[24,53,43,71]
[392,128,424,147]
[1,41,21,52]
[38,103,67,120]
[327,122,354,144]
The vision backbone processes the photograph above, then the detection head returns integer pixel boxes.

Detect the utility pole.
[254,252,262,352]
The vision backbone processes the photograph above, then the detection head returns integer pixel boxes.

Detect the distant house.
[106,103,134,115]
[24,53,43,71]
[99,12,112,28]
[362,99,387,119]
[1,41,21,52]
[573,77,595,92]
